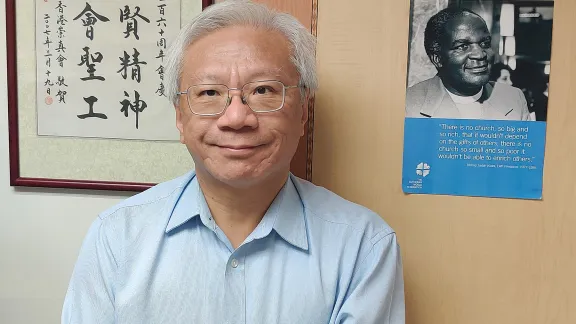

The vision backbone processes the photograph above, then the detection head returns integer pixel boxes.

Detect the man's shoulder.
[98,171,194,222]
[406,75,438,94]
[405,76,441,117]
[291,176,394,239]
[489,82,528,113]
[492,81,523,97]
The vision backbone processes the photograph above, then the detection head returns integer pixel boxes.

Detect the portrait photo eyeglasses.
[177,80,300,116]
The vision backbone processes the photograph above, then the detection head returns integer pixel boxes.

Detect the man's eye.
[200,89,219,96]
[254,86,272,95]
[481,42,491,49]
[455,44,469,51]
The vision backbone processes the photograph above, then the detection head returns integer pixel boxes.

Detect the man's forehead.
[180,26,297,82]
[444,14,489,41]
[184,27,291,64]
[188,65,287,81]
[189,25,289,52]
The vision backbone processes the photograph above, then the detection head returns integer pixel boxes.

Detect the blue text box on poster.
[402,118,547,199]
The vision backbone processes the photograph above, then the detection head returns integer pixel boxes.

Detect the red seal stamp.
[45,96,53,105]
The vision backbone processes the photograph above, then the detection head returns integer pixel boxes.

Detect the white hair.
[164,0,318,106]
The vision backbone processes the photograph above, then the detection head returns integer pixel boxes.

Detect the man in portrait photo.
[61,1,405,323]
[405,7,532,120]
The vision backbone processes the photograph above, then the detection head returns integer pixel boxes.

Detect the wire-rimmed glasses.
[177,80,300,116]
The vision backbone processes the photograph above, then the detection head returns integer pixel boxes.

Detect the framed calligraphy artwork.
[7,0,317,191]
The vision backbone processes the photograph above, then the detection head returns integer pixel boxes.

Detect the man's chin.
[463,74,489,87]
[204,163,272,188]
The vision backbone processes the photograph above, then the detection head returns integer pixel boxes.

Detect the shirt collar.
[247,174,309,251]
[164,171,203,233]
[444,84,483,104]
[164,172,309,251]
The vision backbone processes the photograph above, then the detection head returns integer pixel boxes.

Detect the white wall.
[0,3,133,323]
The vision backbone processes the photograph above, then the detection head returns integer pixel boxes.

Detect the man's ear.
[174,103,186,144]
[299,89,310,136]
[430,53,443,69]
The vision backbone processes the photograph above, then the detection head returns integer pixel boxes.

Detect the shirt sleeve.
[61,216,118,324]
[334,232,406,324]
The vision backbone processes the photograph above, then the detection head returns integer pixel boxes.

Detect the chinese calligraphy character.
[117,48,147,83]
[78,96,108,119]
[156,82,166,97]
[55,1,66,14]
[56,76,69,87]
[57,14,68,26]
[120,90,147,129]
[157,38,166,49]
[57,54,67,68]
[120,6,150,40]
[56,89,67,103]
[56,40,66,53]
[156,49,165,62]
[45,78,54,95]
[44,36,53,48]
[73,3,110,41]
[57,25,66,38]
[155,65,164,80]
[158,4,166,15]
[157,17,167,28]
[78,47,105,81]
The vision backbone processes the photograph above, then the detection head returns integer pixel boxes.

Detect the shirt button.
[231,259,239,268]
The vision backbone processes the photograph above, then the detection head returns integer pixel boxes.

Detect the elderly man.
[61,1,405,323]
[406,7,531,120]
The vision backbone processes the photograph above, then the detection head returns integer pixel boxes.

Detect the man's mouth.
[218,144,260,150]
[466,65,489,74]
[213,144,265,155]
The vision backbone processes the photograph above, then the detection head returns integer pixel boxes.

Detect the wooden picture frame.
[6,0,315,192]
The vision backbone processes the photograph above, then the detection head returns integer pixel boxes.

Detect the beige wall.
[0,3,132,322]
[313,0,575,323]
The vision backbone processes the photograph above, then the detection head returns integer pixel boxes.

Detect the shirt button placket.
[224,253,246,324]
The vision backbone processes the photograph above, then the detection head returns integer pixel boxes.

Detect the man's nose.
[469,44,487,60]
[216,91,259,130]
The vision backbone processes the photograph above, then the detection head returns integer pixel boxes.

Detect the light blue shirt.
[62,171,405,323]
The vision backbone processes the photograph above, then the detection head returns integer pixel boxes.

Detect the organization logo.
[416,162,431,177]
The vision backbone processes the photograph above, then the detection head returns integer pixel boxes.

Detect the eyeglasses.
[177,80,300,116]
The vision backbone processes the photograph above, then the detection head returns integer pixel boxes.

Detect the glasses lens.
[187,84,229,115]
[243,81,285,112]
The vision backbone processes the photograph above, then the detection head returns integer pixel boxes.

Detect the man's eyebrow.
[451,38,472,46]
[451,35,491,46]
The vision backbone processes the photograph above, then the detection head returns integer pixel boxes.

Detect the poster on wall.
[402,0,555,199]
[36,0,181,141]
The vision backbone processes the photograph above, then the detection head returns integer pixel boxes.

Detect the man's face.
[175,26,308,188]
[433,13,494,94]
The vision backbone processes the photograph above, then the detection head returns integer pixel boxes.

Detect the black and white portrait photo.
[405,0,554,121]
